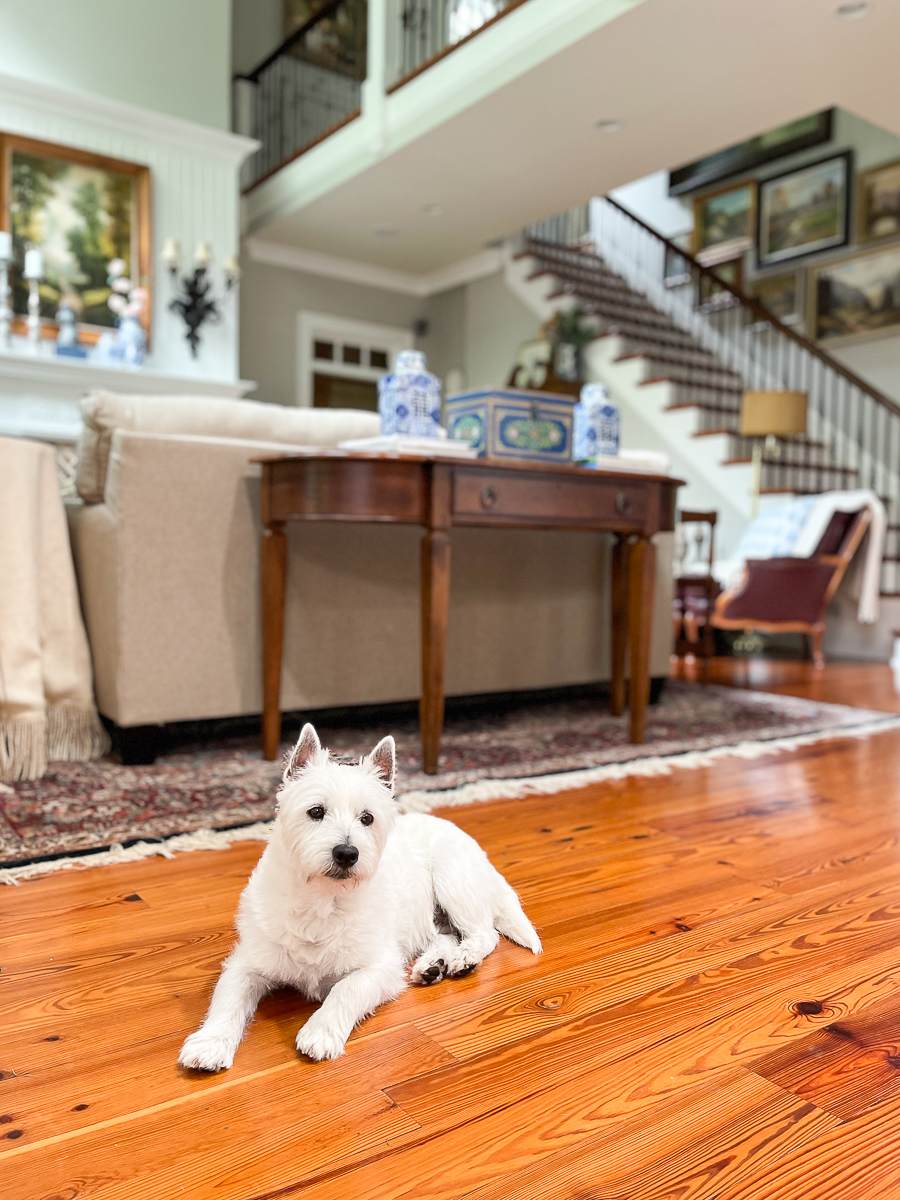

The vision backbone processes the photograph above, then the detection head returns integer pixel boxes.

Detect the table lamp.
[739,390,808,516]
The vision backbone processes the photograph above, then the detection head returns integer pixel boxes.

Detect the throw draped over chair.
[710,508,872,668]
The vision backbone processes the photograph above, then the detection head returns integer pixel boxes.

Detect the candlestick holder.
[164,241,239,358]
[26,276,42,353]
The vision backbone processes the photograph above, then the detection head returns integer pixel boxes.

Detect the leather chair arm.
[712,557,838,626]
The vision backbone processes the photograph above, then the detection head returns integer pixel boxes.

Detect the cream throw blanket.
[0,437,108,782]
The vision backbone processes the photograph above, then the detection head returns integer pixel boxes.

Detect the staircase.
[509,198,900,597]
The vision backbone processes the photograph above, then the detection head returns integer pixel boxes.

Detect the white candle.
[0,231,11,262]
[161,238,180,268]
[193,241,212,268]
[24,248,43,279]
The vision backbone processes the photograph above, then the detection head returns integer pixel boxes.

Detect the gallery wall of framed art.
[669,108,900,353]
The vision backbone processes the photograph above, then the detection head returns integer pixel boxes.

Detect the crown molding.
[0,71,259,165]
[246,238,502,297]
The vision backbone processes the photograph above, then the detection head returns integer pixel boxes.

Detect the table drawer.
[452,470,648,527]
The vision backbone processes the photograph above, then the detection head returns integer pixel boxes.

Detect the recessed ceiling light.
[595,119,623,133]
[836,2,869,17]
[423,203,443,216]
[373,225,399,237]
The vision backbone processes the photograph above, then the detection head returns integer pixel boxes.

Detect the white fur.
[179,724,541,1068]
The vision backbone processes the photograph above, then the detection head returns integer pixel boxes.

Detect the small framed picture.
[749,270,802,325]
[757,151,851,267]
[697,256,743,310]
[693,182,756,262]
[857,158,900,243]
[663,232,693,287]
[810,242,900,346]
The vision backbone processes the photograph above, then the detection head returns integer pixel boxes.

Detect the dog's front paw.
[295,1018,347,1062]
[178,1030,235,1072]
[445,949,478,978]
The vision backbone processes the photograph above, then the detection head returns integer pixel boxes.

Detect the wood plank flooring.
[3,659,900,1199]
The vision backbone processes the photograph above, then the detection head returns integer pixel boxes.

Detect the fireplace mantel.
[0,351,257,442]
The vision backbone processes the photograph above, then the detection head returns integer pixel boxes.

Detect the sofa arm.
[712,557,837,627]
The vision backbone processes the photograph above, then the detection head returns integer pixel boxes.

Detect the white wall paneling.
[0,71,258,440]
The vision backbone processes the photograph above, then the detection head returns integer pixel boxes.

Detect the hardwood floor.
[4,659,900,1199]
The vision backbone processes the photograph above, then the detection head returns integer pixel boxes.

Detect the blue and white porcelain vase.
[573,382,620,463]
[377,350,443,438]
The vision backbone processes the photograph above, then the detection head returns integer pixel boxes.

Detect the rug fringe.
[395,715,900,813]
[0,822,273,886]
[4,715,900,883]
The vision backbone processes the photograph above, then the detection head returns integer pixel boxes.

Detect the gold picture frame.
[693,181,756,263]
[858,157,900,244]
[0,133,151,345]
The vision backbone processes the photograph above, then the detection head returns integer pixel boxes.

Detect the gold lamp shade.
[739,390,808,438]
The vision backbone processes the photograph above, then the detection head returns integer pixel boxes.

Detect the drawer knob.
[480,485,498,510]
[616,491,631,515]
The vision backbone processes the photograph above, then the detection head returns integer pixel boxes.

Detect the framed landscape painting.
[0,134,151,342]
[757,152,851,267]
[858,158,900,243]
[693,182,756,262]
[749,270,802,325]
[810,243,900,346]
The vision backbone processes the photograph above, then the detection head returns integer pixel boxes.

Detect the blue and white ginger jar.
[377,350,443,437]
[573,382,620,463]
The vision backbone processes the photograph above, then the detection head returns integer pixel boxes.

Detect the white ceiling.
[254,0,900,274]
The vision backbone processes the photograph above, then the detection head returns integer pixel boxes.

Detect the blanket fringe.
[0,715,47,783]
[0,706,109,783]
[47,704,111,763]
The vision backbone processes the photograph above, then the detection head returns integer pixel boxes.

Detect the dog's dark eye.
[360,812,374,827]
[307,806,325,821]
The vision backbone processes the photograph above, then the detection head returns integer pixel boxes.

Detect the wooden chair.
[710,508,872,668]
[672,509,720,677]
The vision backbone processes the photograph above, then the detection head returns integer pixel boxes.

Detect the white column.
[362,0,388,153]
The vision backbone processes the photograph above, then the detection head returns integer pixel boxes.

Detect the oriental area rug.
[2,682,899,881]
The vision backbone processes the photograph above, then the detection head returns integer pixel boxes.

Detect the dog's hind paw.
[178,1031,235,1072]
[410,955,448,986]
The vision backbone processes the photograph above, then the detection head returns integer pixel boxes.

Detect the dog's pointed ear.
[283,723,322,783]
[367,735,396,794]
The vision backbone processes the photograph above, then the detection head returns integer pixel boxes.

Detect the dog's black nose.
[332,843,359,868]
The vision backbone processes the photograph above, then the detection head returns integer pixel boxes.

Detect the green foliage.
[548,305,596,348]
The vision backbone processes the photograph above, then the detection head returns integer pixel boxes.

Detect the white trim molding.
[297,311,412,407]
[248,237,502,297]
[0,71,259,166]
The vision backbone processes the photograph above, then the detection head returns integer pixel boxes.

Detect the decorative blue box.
[445,388,576,462]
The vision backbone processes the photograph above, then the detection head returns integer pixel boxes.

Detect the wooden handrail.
[592,195,900,420]
[234,0,347,83]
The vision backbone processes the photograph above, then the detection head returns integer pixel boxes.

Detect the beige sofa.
[69,391,674,739]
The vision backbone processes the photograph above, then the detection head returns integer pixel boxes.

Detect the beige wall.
[239,256,540,406]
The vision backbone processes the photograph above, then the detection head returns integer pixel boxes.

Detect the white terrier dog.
[179,723,541,1068]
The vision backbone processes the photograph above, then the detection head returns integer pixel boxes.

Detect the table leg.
[628,535,656,744]
[261,522,287,761]
[610,534,629,716]
[420,528,451,775]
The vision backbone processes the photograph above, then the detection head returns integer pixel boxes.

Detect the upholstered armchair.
[711,509,872,667]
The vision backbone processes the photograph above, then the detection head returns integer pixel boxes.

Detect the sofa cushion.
[76,391,380,503]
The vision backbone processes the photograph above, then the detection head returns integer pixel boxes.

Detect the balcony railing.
[235,0,367,190]
[389,0,527,89]
[235,0,530,189]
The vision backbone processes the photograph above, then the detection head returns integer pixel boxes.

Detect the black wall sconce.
[162,240,239,357]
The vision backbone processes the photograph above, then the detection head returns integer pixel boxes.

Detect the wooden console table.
[256,453,681,773]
